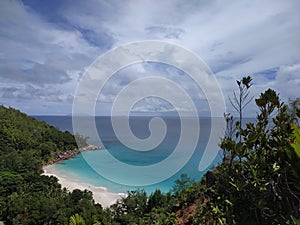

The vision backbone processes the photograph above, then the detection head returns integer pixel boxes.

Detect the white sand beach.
[43,165,125,208]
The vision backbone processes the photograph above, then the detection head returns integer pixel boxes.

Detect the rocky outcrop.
[44,144,102,166]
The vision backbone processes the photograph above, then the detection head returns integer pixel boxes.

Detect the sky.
[0,0,299,116]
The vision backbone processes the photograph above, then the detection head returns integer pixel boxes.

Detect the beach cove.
[42,144,127,207]
[38,116,225,208]
[43,163,125,208]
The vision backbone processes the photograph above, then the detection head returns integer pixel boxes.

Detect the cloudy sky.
[0,0,299,116]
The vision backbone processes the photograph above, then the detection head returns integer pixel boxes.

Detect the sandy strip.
[42,165,125,208]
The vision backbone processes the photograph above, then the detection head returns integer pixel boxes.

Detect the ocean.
[34,115,226,194]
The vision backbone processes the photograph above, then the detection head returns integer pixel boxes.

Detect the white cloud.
[0,0,299,115]
[0,0,100,85]
[272,64,300,101]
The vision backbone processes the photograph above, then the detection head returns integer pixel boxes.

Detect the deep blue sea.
[34,115,228,194]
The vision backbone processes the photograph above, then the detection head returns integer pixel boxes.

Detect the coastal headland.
[44,144,102,166]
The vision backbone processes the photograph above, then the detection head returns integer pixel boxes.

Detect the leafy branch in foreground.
[196,78,300,225]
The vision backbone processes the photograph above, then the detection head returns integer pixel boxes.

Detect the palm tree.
[69,213,86,225]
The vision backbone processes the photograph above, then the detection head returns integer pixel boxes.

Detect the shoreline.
[42,144,126,208]
[43,164,126,208]
[44,144,103,166]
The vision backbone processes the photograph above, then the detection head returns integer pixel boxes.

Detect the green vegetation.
[193,80,300,224]
[0,106,78,162]
[0,77,299,224]
[70,213,86,225]
[0,106,104,225]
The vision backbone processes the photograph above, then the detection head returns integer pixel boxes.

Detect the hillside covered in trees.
[0,78,300,224]
[0,106,103,224]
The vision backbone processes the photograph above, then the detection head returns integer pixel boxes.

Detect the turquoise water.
[53,149,221,194]
[37,116,225,194]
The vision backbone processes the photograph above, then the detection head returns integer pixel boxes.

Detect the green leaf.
[225,199,233,206]
[69,213,86,225]
[229,181,239,191]
[272,162,280,172]
[291,123,300,158]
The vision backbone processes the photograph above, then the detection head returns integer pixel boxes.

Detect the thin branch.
[242,96,254,110]
[229,97,239,112]
[284,170,300,204]
[233,91,239,106]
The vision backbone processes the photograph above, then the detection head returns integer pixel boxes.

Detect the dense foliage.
[1,78,299,224]
[193,81,300,224]
[0,106,105,225]
[0,106,78,162]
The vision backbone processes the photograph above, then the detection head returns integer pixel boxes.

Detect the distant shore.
[43,164,125,208]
